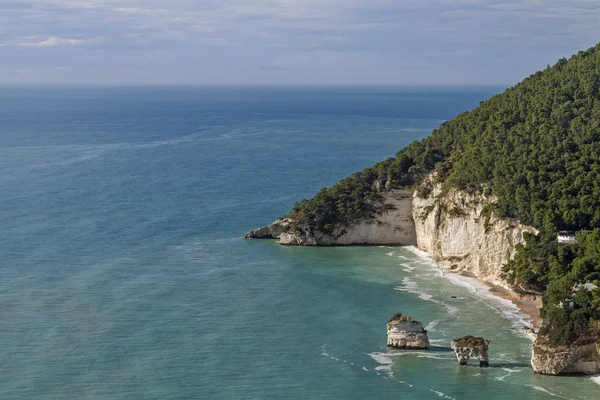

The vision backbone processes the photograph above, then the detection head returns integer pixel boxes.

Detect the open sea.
[1,86,598,399]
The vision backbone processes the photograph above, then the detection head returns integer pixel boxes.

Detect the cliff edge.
[245,43,600,375]
[246,189,416,246]
[531,334,600,375]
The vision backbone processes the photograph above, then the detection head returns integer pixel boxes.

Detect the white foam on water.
[428,388,455,399]
[394,277,419,292]
[405,246,534,337]
[394,277,459,315]
[361,352,426,388]
[419,293,433,301]
[369,352,393,365]
[386,251,395,256]
[417,353,452,360]
[368,353,395,377]
[591,375,600,386]
[529,385,572,399]
[494,368,522,382]
[503,368,522,373]
[425,320,440,332]
[444,304,460,315]
[397,255,411,261]
[371,351,452,361]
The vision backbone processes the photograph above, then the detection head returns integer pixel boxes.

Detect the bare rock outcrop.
[531,335,600,375]
[245,219,293,239]
[412,180,537,285]
[451,336,490,367]
[387,313,430,349]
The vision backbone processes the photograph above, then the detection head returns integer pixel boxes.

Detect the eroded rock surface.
[245,219,293,239]
[387,313,430,350]
[412,180,537,285]
[531,336,600,375]
[451,336,490,367]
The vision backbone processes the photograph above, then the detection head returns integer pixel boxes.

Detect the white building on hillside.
[557,231,577,244]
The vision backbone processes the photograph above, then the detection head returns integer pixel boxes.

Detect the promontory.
[246,43,600,375]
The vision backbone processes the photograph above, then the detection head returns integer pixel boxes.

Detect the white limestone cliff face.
[387,315,430,349]
[531,338,600,375]
[245,177,600,375]
[411,184,537,285]
[247,189,417,246]
[245,177,537,285]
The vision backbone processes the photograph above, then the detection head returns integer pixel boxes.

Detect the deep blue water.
[1,86,598,399]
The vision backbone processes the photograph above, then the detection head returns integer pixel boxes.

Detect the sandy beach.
[486,282,542,329]
[407,246,543,332]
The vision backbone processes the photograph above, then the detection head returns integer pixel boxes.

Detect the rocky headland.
[246,189,416,246]
[246,44,600,376]
[246,177,600,375]
[246,176,536,287]
[531,323,600,375]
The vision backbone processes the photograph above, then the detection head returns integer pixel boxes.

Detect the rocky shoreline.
[246,180,599,376]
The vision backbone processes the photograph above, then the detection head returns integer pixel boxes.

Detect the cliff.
[246,182,535,287]
[412,182,537,285]
[246,189,416,246]
[245,181,600,375]
[531,336,600,375]
[245,43,600,375]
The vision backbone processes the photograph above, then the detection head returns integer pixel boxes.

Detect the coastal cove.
[2,86,599,399]
[247,46,600,379]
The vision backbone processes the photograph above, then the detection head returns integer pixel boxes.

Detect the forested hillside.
[288,43,600,345]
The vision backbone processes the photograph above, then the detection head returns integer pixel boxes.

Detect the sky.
[1,0,600,85]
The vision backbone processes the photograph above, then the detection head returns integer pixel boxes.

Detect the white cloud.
[0,36,86,47]
[36,37,84,47]
[1,1,600,83]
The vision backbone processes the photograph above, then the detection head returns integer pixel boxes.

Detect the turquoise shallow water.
[0,87,598,399]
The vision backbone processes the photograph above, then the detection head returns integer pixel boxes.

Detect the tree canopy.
[287,43,600,345]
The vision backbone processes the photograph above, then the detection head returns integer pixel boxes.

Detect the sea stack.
[451,336,490,367]
[387,313,430,349]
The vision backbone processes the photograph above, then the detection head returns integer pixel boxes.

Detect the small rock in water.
[451,336,490,368]
[387,312,430,350]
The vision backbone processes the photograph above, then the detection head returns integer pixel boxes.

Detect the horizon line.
[0,82,511,89]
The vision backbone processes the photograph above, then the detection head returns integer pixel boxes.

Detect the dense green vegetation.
[290,43,600,233]
[505,229,600,345]
[288,42,600,345]
[288,140,440,234]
